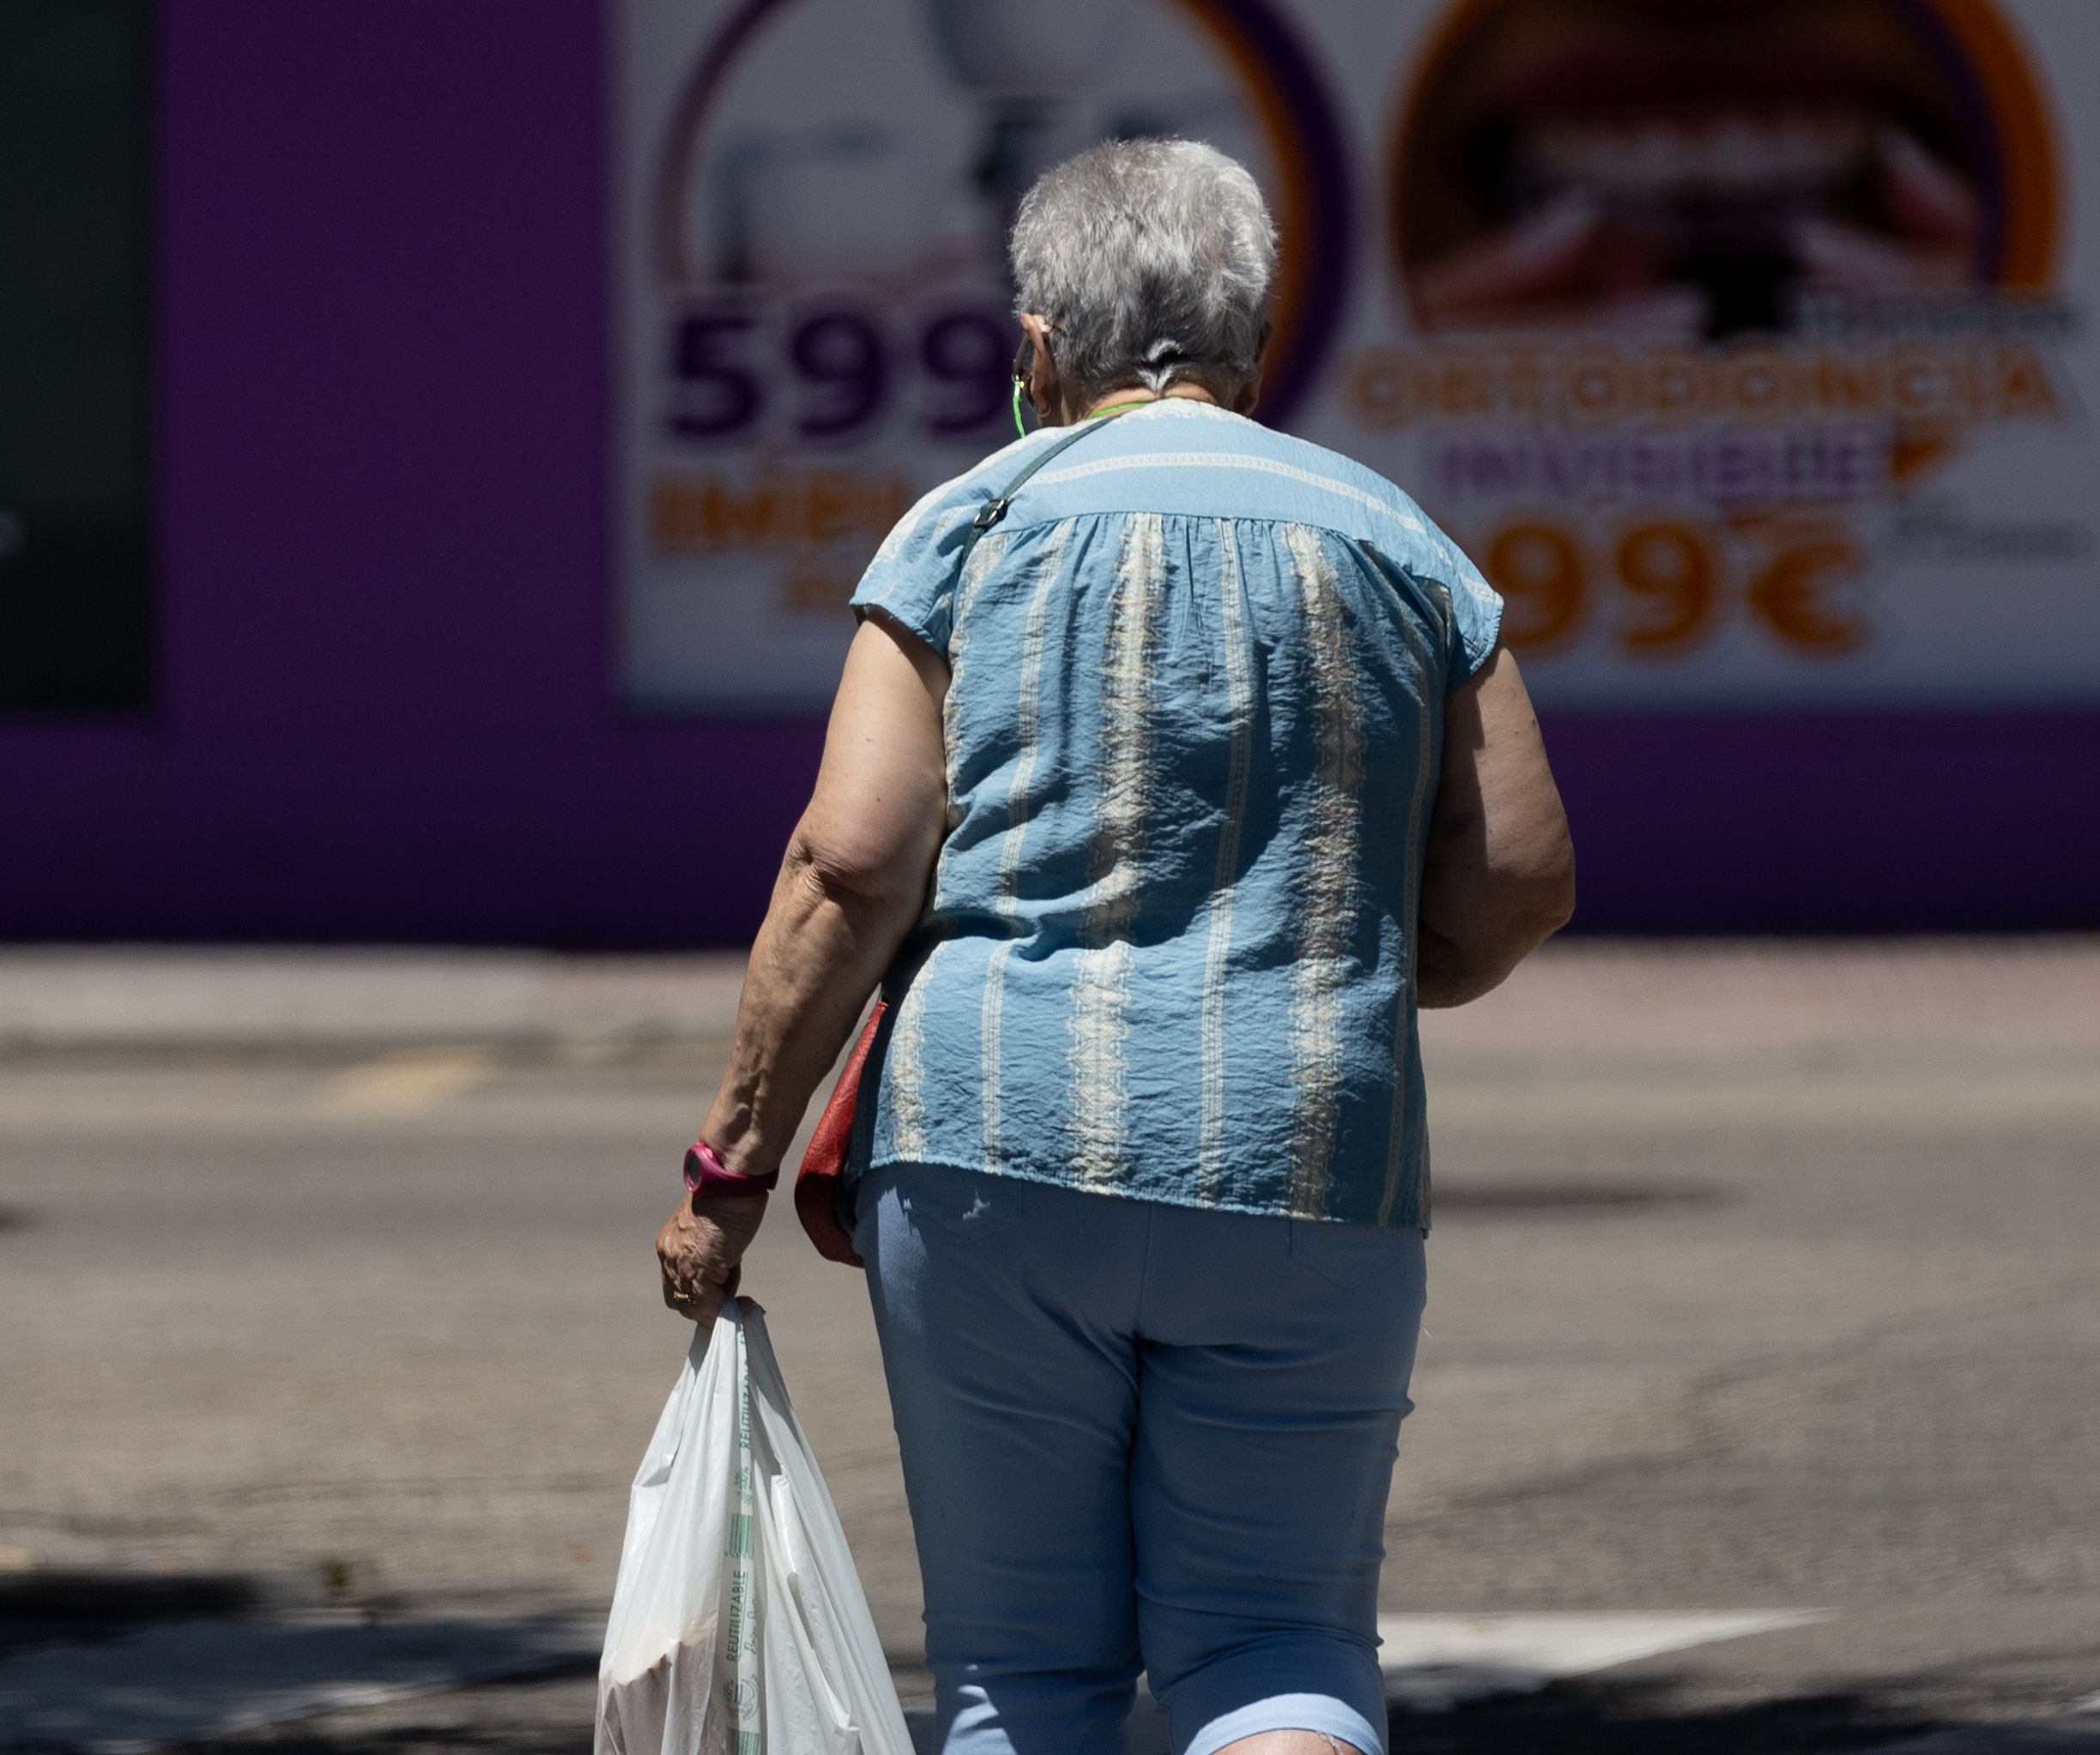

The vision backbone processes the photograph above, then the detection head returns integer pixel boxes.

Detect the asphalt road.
[1,941,2096,1752]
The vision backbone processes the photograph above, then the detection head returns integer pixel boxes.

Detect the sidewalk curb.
[0,948,749,1052]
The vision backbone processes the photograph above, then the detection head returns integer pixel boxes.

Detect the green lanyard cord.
[1011,385,1159,439]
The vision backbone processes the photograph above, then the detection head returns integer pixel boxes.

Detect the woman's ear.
[1019,313,1062,426]
[1234,321,1272,416]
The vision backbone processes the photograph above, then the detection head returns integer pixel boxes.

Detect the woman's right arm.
[653,613,948,1326]
[694,613,950,1179]
[1416,645,1576,1008]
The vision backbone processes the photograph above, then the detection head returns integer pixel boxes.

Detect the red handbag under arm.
[794,1002,887,1267]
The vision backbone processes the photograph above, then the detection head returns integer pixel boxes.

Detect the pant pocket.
[1288,1217,1407,1288]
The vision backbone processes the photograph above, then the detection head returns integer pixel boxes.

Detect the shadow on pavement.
[3,1574,2087,1753]
[0,1599,598,1754]
[131,1676,2100,1755]
[1386,1676,2097,1755]
[1432,1179,1722,1214]
[0,1571,263,1657]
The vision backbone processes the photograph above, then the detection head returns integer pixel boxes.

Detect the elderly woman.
[656,139,1573,1755]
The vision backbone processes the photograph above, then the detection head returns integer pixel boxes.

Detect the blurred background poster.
[615,0,2099,713]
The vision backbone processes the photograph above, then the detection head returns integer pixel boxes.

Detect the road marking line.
[1373,1609,1831,1711]
[1099,1609,1832,1751]
[315,1050,493,1117]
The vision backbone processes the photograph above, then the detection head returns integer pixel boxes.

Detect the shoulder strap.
[960,415,1117,564]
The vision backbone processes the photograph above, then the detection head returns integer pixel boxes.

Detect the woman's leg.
[1127,1204,1428,1755]
[856,1164,1151,1755]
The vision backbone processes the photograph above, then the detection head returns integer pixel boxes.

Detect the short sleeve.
[849,471,984,657]
[1367,493,1504,690]
[1434,536,1504,688]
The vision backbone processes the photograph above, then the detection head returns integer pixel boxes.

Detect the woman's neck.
[1075,381,1220,421]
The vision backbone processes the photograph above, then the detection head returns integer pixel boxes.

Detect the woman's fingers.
[655,1197,754,1322]
[666,1275,727,1326]
[658,1255,731,1324]
[653,1192,766,1321]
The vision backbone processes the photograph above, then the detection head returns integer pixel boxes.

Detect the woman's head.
[1010,138,1277,415]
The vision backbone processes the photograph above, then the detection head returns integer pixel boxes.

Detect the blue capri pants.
[854,1162,1427,1755]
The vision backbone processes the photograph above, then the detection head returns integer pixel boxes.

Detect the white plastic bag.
[596,1299,914,1755]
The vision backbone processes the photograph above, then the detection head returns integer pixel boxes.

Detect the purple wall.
[0,0,2093,943]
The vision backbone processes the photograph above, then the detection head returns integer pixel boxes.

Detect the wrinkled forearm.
[698,847,923,1179]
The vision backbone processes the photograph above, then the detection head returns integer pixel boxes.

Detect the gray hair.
[1009,138,1277,403]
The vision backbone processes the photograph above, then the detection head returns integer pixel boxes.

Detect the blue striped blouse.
[847,399,1502,1230]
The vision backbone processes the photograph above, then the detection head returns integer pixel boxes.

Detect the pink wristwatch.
[683,1138,778,1199]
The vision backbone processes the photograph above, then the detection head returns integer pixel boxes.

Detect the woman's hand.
[656,1192,768,1327]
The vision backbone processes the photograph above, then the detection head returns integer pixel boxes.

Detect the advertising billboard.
[615,0,2098,712]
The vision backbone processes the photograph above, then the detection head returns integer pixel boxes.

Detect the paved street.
[2,941,2097,1752]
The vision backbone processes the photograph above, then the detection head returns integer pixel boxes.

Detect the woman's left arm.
[656,613,948,1323]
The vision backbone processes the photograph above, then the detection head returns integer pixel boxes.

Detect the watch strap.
[683,1139,778,1198]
